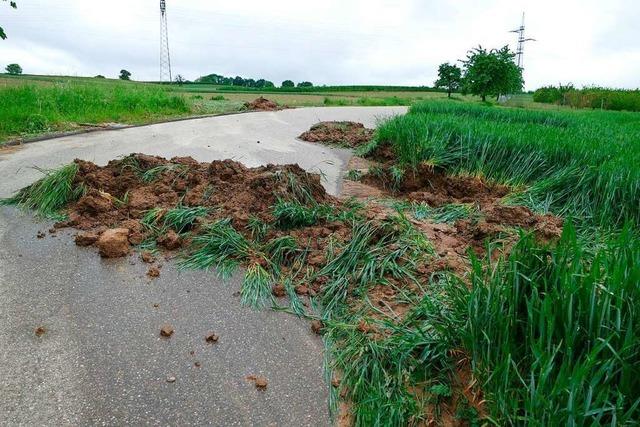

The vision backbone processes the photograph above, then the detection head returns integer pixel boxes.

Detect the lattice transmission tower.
[159,0,172,83]
[510,12,536,69]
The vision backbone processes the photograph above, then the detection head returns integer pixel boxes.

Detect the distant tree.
[119,69,131,80]
[297,81,313,88]
[175,74,185,85]
[0,1,17,40]
[434,62,461,98]
[281,80,295,88]
[232,76,245,86]
[264,80,275,88]
[94,75,106,79]
[5,63,22,75]
[244,78,256,87]
[461,45,523,102]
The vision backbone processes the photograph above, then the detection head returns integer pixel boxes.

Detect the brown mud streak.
[243,97,285,111]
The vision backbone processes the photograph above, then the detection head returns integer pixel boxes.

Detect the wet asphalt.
[0,107,407,425]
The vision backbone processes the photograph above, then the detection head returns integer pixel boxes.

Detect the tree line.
[195,73,313,89]
[434,45,523,101]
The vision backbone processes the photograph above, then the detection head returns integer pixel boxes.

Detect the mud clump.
[96,228,130,258]
[299,121,375,148]
[50,154,333,255]
[246,375,268,390]
[75,231,99,247]
[205,332,219,343]
[160,324,174,338]
[147,266,160,278]
[244,97,279,111]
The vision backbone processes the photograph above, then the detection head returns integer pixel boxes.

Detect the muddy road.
[0,107,406,425]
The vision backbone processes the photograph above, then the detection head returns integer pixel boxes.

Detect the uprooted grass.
[0,162,85,219]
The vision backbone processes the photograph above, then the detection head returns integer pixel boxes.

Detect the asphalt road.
[0,107,407,426]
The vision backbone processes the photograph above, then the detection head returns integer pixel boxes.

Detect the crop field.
[0,74,456,143]
[4,98,638,425]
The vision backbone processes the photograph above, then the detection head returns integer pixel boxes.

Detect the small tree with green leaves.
[297,81,313,88]
[0,0,17,40]
[461,45,523,102]
[281,80,295,88]
[434,62,462,98]
[119,69,131,80]
[5,63,22,75]
[174,74,185,85]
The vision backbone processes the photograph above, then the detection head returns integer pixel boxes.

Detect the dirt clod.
[244,97,279,111]
[160,324,174,338]
[147,266,160,278]
[311,320,324,335]
[96,228,130,258]
[36,231,45,239]
[246,375,268,390]
[141,251,156,263]
[35,326,46,337]
[205,332,219,343]
[299,121,374,147]
[157,230,181,250]
[75,231,99,247]
[271,284,286,298]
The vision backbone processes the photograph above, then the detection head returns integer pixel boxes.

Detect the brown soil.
[147,265,160,278]
[244,97,280,111]
[246,375,268,390]
[299,121,375,147]
[205,332,219,343]
[160,324,174,338]
[58,154,333,256]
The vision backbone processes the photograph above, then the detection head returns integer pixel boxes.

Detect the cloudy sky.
[0,0,638,89]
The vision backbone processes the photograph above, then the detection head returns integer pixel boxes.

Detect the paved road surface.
[0,107,407,426]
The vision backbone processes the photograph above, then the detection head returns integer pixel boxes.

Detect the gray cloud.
[0,0,638,89]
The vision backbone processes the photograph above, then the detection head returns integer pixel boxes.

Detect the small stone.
[35,326,46,337]
[194,361,201,368]
[36,231,46,239]
[166,376,176,383]
[160,324,174,338]
[205,332,219,343]
[152,303,159,308]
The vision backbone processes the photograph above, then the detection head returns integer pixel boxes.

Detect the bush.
[534,85,640,112]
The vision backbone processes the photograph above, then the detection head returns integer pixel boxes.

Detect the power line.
[159,0,172,83]
[509,12,536,69]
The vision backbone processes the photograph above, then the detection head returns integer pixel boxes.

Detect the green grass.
[0,80,190,141]
[0,162,84,219]
[372,100,640,229]
[463,226,640,425]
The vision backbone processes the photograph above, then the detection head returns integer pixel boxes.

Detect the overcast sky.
[1,0,638,89]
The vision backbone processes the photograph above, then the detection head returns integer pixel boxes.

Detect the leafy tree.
[263,80,275,88]
[174,74,185,85]
[5,63,22,75]
[297,81,313,88]
[232,76,245,86]
[281,80,295,88]
[461,45,523,102]
[94,75,105,79]
[119,69,131,80]
[244,78,256,87]
[434,62,461,98]
[0,0,17,40]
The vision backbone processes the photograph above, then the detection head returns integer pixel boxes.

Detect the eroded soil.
[243,97,281,111]
[298,121,375,148]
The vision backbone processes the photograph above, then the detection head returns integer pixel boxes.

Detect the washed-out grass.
[371,100,640,229]
[0,162,84,219]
